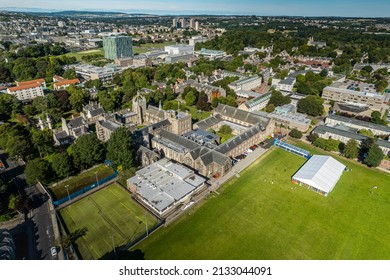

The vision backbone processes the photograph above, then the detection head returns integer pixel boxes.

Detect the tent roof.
[292,155,346,194]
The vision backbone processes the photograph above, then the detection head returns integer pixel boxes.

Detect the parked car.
[51,246,57,257]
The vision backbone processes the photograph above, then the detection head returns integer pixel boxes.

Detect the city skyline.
[0,0,389,17]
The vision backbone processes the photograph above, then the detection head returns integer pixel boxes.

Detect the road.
[2,150,58,260]
[25,183,58,260]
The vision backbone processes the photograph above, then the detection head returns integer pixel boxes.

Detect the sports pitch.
[134,143,390,260]
[60,183,159,260]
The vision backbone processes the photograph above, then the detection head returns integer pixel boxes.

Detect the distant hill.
[0,8,155,17]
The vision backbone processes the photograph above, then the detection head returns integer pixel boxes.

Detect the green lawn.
[132,46,148,54]
[63,48,104,61]
[139,41,175,49]
[217,132,234,143]
[184,105,213,121]
[134,143,390,259]
[49,164,115,200]
[60,183,159,260]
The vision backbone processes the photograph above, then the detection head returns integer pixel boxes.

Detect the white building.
[74,64,117,83]
[127,158,207,218]
[188,36,208,46]
[228,75,262,91]
[164,44,194,56]
[195,21,200,31]
[276,77,296,92]
[195,48,227,59]
[238,92,272,112]
[7,78,46,100]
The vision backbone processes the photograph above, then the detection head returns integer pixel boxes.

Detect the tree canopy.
[106,127,135,170]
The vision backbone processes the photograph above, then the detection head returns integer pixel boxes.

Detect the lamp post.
[94,171,99,187]
[65,185,70,201]
[110,231,116,259]
[144,213,148,237]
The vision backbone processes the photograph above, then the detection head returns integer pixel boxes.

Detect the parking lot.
[209,139,274,190]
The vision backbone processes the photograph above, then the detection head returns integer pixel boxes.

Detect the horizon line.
[1,7,390,18]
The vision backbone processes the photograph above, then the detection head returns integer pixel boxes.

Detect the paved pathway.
[209,145,270,190]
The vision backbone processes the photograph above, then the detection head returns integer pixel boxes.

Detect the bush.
[313,138,340,151]
[288,129,303,139]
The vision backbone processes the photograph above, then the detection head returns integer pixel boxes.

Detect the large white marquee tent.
[292,155,346,196]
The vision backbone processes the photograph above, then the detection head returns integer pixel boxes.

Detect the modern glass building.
[103,36,133,60]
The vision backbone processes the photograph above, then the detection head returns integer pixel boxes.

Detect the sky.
[0,0,389,17]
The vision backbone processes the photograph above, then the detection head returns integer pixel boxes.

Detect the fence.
[53,172,119,206]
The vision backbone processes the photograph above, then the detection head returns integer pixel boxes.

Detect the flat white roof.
[292,155,346,194]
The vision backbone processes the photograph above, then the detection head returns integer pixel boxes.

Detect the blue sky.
[0,0,389,17]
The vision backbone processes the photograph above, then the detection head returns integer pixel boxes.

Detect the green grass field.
[60,183,159,260]
[64,48,104,61]
[217,132,235,143]
[49,164,115,200]
[134,142,390,260]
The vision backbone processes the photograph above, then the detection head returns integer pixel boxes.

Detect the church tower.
[132,93,147,124]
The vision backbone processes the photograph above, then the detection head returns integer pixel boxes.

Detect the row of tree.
[308,133,384,167]
[25,127,136,186]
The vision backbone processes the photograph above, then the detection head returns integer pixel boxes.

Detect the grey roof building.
[325,114,390,136]
[238,92,272,112]
[313,125,390,156]
[127,158,207,217]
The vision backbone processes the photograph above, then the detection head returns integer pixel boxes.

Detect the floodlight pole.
[94,171,99,187]
[110,231,116,259]
[65,185,70,201]
[145,213,148,237]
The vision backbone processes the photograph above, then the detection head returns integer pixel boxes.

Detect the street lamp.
[65,185,70,201]
[94,171,99,187]
[144,213,148,237]
[110,231,116,259]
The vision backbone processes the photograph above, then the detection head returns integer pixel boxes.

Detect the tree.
[268,91,291,107]
[0,94,20,121]
[106,127,135,170]
[50,153,75,179]
[196,91,211,111]
[68,85,88,112]
[185,91,197,106]
[359,129,374,137]
[219,125,232,135]
[307,133,319,143]
[31,129,54,158]
[0,179,8,194]
[6,136,34,160]
[361,66,373,73]
[71,134,105,170]
[297,95,324,116]
[360,138,376,156]
[98,90,116,112]
[8,194,22,213]
[371,111,386,125]
[63,69,77,79]
[55,90,71,111]
[313,138,340,151]
[25,158,53,185]
[289,128,303,139]
[343,139,359,159]
[364,144,384,167]
[265,104,275,113]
